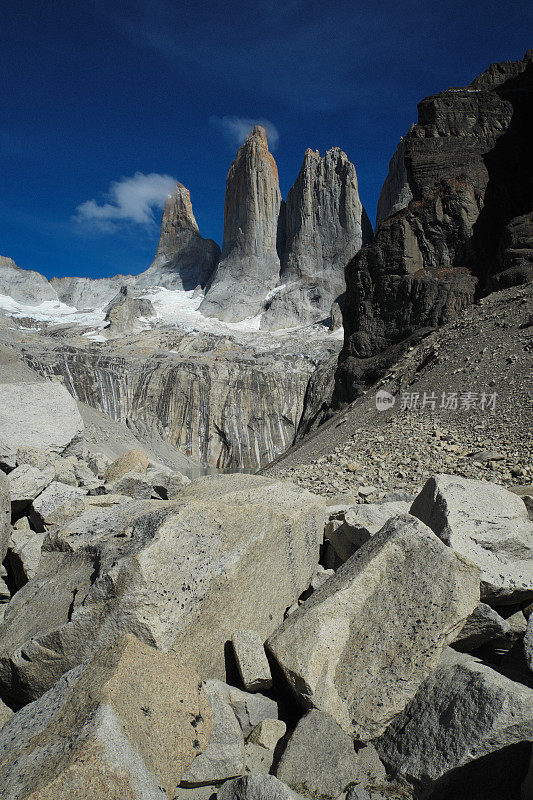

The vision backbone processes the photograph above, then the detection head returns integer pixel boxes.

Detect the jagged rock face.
[375,137,413,230]
[18,332,338,471]
[200,126,283,321]
[136,183,220,291]
[51,275,133,309]
[335,51,533,403]
[261,148,372,331]
[104,286,155,334]
[0,256,58,305]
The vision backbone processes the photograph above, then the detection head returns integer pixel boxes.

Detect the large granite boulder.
[0,471,9,563]
[0,474,324,704]
[261,147,372,330]
[410,474,533,603]
[200,126,282,321]
[375,648,533,799]
[276,709,385,799]
[267,514,480,741]
[136,182,220,291]
[0,381,84,469]
[452,602,511,652]
[0,634,213,800]
[335,51,533,402]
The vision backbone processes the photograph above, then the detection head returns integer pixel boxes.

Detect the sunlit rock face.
[20,330,339,471]
[260,147,372,331]
[0,256,58,305]
[136,183,220,291]
[335,50,533,403]
[200,125,283,322]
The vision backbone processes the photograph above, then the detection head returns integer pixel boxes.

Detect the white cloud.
[210,116,279,150]
[75,172,177,230]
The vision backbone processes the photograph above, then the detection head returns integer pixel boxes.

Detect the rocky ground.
[268,283,532,501]
[1,374,533,798]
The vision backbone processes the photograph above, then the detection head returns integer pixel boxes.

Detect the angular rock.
[219,774,304,800]
[0,381,84,469]
[232,630,273,692]
[104,285,155,334]
[261,147,372,330]
[0,474,323,703]
[524,614,533,673]
[181,680,245,786]
[0,470,9,563]
[104,448,149,482]
[0,697,13,730]
[8,464,54,514]
[267,514,480,740]
[6,526,45,587]
[248,718,286,751]
[375,648,533,798]
[410,474,533,603]
[200,126,282,322]
[29,481,85,529]
[166,470,192,498]
[0,634,213,800]
[107,470,154,499]
[205,680,278,737]
[341,501,411,549]
[276,709,382,799]
[452,602,511,652]
[136,182,220,291]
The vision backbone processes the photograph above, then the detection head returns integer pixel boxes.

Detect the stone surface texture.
[410,474,533,603]
[0,474,324,704]
[232,630,273,692]
[200,126,282,321]
[336,51,533,403]
[261,147,372,330]
[0,634,213,800]
[267,514,480,741]
[136,183,220,291]
[375,648,533,798]
[0,382,84,469]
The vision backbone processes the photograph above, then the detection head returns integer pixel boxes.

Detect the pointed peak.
[249,124,268,144]
[162,182,199,233]
[325,146,349,161]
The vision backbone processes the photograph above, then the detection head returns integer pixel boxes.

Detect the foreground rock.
[232,630,272,692]
[375,648,533,798]
[0,381,84,469]
[0,471,9,563]
[276,709,386,799]
[0,474,324,704]
[452,602,511,652]
[267,514,480,740]
[0,634,213,800]
[410,474,533,603]
[219,774,304,800]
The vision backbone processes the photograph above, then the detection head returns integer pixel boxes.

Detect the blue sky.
[1,0,530,280]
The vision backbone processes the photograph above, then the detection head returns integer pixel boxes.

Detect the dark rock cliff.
[335,50,533,404]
